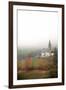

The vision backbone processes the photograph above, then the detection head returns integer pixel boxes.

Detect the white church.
[40,40,54,57]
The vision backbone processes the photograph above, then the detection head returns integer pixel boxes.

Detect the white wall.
[0,0,66,90]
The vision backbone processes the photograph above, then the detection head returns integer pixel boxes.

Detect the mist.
[18,9,58,49]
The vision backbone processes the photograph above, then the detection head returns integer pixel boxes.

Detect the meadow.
[17,49,58,80]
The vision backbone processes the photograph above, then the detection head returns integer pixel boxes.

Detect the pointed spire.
[48,40,51,50]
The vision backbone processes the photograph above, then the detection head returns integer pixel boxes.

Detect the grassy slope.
[17,56,57,80]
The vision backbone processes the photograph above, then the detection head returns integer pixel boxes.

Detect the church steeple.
[48,40,51,51]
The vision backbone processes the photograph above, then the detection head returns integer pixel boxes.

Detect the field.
[17,53,58,80]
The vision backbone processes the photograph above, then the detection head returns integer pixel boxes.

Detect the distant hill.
[17,47,55,61]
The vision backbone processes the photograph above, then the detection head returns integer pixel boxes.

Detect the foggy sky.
[18,10,58,48]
